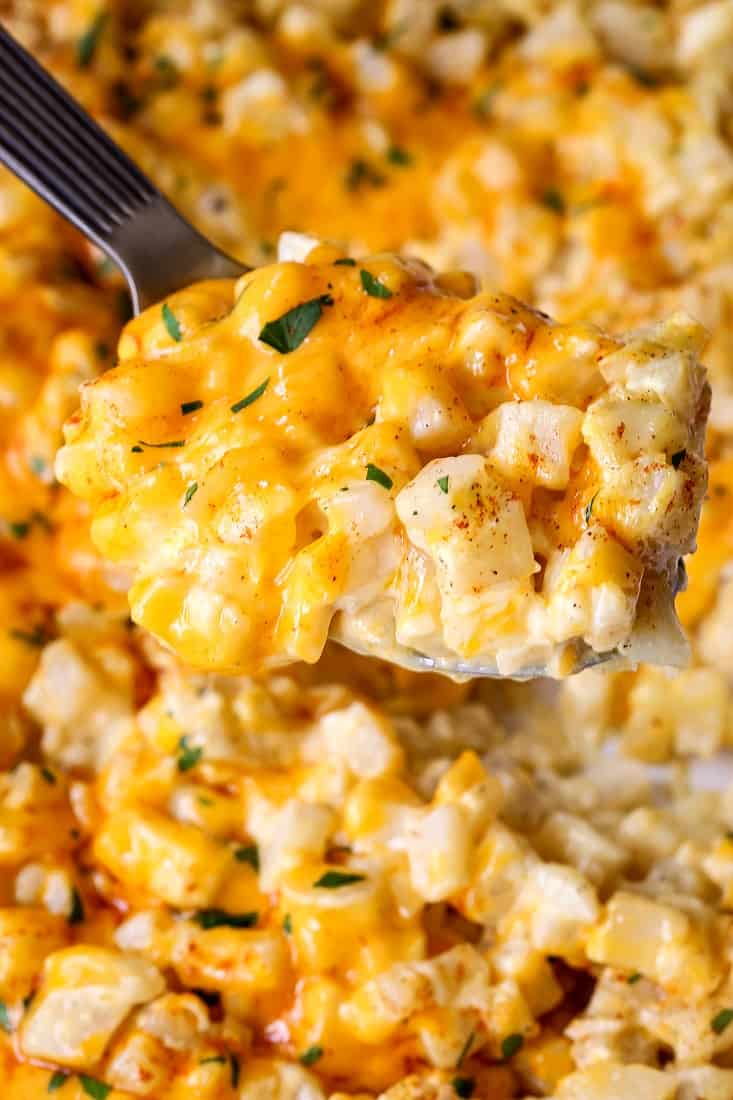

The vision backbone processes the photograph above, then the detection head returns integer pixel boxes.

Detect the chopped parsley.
[0,1000,10,1033]
[48,1072,69,1092]
[200,1055,226,1066]
[541,188,566,213]
[230,1054,241,1088]
[473,83,500,118]
[192,909,258,930]
[154,55,179,88]
[131,445,143,453]
[671,449,687,469]
[138,438,185,448]
[9,521,30,540]
[501,1033,524,1060]
[177,735,202,773]
[334,257,356,266]
[437,476,450,494]
[387,145,412,166]
[162,302,183,342]
[283,913,293,934]
[79,1077,111,1100]
[231,377,270,413]
[452,1078,475,1099]
[69,888,85,926]
[366,464,393,490]
[40,766,56,785]
[627,972,642,984]
[10,626,47,648]
[344,158,386,191]
[181,400,203,415]
[29,455,47,477]
[77,11,107,68]
[313,870,366,888]
[234,844,260,871]
[299,1045,324,1066]
[360,270,392,299]
[712,1008,733,1035]
[455,1031,474,1068]
[259,293,334,354]
[183,482,198,506]
[584,490,599,525]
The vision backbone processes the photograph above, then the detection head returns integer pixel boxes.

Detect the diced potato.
[586,891,721,999]
[405,803,472,902]
[396,455,537,597]
[0,907,70,1002]
[93,807,231,908]
[20,946,164,1068]
[477,400,583,490]
[171,922,290,995]
[583,395,686,469]
[556,1063,678,1100]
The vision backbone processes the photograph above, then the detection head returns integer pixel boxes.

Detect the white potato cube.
[20,946,164,1068]
[396,455,537,598]
[583,395,686,469]
[478,400,583,489]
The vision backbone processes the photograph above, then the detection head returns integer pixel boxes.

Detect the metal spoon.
[0,23,245,312]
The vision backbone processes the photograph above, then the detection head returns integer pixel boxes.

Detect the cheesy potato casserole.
[1,1,733,1099]
[57,242,709,677]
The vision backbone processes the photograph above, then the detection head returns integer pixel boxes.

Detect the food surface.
[2,1,733,1098]
[58,242,710,678]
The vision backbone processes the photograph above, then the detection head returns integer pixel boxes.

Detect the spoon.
[0,24,675,680]
[0,23,245,313]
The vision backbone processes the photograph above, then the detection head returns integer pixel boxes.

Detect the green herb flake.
[231,377,270,413]
[154,55,179,87]
[69,888,85,926]
[77,11,107,68]
[671,449,687,469]
[259,293,334,354]
[193,909,258,930]
[138,439,186,449]
[162,302,183,342]
[344,158,386,192]
[41,766,56,785]
[334,257,356,266]
[181,400,203,415]
[0,1000,11,1033]
[437,476,450,494]
[455,1031,474,1069]
[366,464,393,491]
[177,735,202,773]
[387,145,412,166]
[712,1008,733,1035]
[452,1078,475,1099]
[79,1077,111,1100]
[299,1045,324,1067]
[473,83,499,118]
[131,445,143,453]
[234,844,260,871]
[9,521,30,540]
[360,270,393,299]
[199,1055,226,1065]
[501,1033,524,1060]
[9,626,47,648]
[584,490,599,526]
[29,455,47,477]
[541,188,566,213]
[313,870,366,889]
[48,1071,69,1092]
[230,1054,241,1088]
[283,913,293,934]
[183,483,198,507]
[628,972,642,984]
